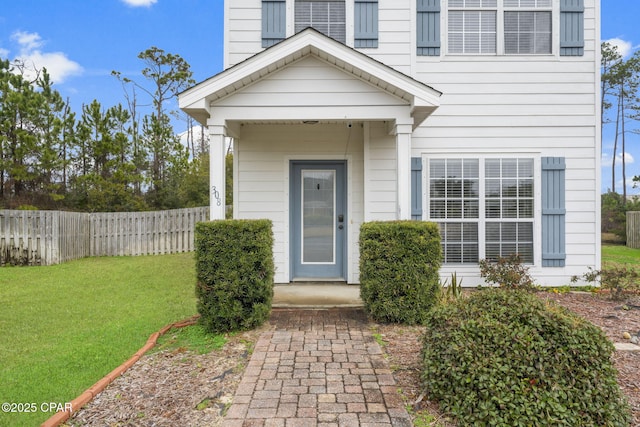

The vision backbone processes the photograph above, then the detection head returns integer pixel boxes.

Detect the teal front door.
[291,161,347,280]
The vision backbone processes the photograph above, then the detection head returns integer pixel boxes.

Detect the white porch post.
[394,123,413,220]
[208,123,227,220]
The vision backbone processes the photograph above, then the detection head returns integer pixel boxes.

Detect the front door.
[291,161,347,280]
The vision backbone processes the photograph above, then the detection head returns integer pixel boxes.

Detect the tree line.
[601,41,640,201]
[0,47,215,212]
[600,42,640,240]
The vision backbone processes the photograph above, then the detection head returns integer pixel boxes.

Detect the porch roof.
[179,28,441,129]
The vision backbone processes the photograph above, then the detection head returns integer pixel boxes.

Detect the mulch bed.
[377,292,640,426]
[66,292,640,427]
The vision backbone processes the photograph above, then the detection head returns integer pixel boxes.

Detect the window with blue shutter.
[355,0,378,48]
[560,0,584,56]
[262,0,287,48]
[541,157,566,267]
[417,0,441,56]
[411,157,423,220]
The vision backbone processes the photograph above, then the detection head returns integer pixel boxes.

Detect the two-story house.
[179,0,600,286]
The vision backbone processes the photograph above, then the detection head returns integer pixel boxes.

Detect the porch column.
[394,123,413,220]
[208,123,227,220]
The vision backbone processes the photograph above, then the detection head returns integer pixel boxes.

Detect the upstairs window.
[295,0,346,43]
[443,0,570,56]
[504,0,552,54]
[448,0,498,54]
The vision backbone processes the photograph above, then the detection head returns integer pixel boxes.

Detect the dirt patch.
[66,327,265,427]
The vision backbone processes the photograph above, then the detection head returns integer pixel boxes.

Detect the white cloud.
[9,30,82,84]
[120,0,158,7]
[11,30,44,52]
[0,47,9,58]
[601,151,635,166]
[604,37,634,59]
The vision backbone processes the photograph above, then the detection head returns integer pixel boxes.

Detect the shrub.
[195,219,274,333]
[572,266,640,300]
[421,289,630,426]
[359,221,441,324]
[479,254,535,290]
[439,272,463,303]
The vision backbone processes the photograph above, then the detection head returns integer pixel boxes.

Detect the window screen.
[295,0,346,43]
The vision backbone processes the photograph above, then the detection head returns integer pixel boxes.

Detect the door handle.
[338,214,344,223]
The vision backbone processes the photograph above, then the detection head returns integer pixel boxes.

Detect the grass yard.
[0,253,198,427]
[602,243,640,269]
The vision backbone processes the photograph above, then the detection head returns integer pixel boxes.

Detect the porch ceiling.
[179,28,441,129]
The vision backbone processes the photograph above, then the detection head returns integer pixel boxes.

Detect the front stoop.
[273,284,363,308]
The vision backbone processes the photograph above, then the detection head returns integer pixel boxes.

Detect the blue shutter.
[355,0,378,48]
[560,0,584,56]
[411,157,423,220]
[262,0,286,48]
[417,0,440,56]
[541,157,566,267]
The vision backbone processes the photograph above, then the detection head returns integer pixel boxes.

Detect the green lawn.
[602,243,640,269]
[0,253,198,427]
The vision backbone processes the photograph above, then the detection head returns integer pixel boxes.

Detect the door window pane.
[302,170,335,263]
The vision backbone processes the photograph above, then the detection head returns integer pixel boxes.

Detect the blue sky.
[0,0,638,195]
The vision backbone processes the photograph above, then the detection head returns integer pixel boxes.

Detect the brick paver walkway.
[222,308,412,427]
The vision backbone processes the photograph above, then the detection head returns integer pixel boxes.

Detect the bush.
[572,266,640,300]
[479,254,535,290]
[421,289,630,426]
[359,221,441,324]
[195,219,274,333]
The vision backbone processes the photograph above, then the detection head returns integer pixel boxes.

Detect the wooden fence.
[0,207,209,266]
[627,211,640,249]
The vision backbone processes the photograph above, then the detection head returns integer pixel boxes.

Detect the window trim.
[444,0,556,56]
[294,0,348,44]
[423,153,541,266]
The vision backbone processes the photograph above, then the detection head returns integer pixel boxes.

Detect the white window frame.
[445,0,555,56]
[424,153,541,266]
[504,0,552,55]
[447,0,498,55]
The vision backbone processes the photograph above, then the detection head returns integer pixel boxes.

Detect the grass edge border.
[41,314,201,427]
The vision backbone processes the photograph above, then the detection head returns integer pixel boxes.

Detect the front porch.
[179,28,441,284]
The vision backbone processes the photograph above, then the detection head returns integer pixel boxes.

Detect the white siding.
[225,0,262,68]
[364,122,397,221]
[236,124,365,284]
[216,57,406,109]
[223,0,600,286]
[411,0,599,286]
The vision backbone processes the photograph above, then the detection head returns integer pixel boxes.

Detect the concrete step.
[273,283,363,308]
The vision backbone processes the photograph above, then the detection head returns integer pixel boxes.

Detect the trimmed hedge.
[421,289,631,426]
[359,221,441,324]
[195,219,274,333]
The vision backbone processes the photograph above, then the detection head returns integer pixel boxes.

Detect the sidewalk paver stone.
[222,308,412,427]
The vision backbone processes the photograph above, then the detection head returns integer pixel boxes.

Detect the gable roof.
[179,28,441,127]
